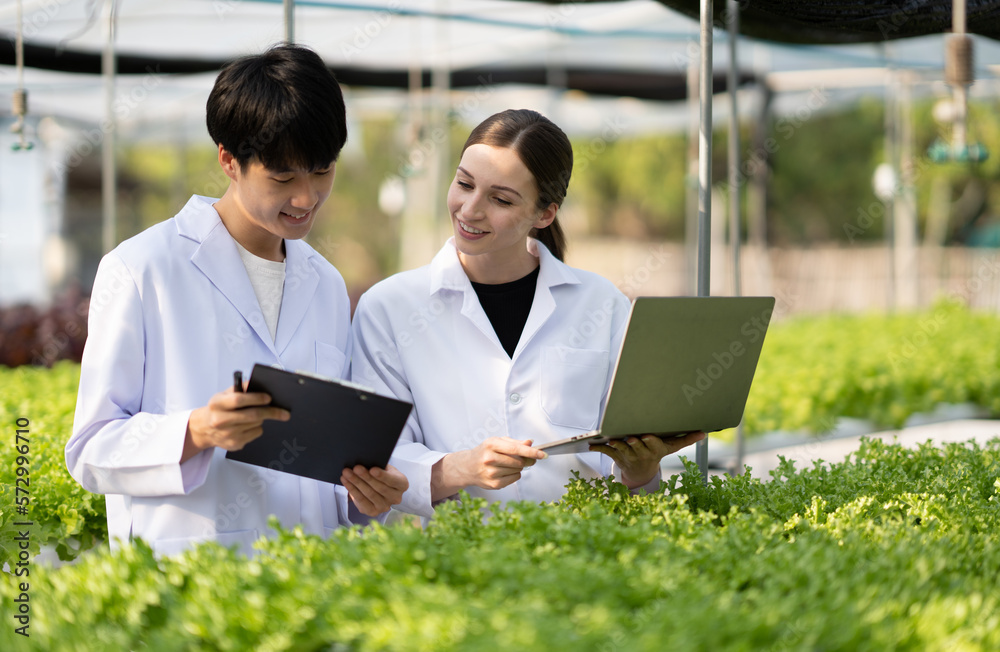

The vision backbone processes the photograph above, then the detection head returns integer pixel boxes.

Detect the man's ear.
[534,203,558,230]
[218,145,240,181]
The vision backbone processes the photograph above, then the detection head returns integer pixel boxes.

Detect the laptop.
[537,296,775,455]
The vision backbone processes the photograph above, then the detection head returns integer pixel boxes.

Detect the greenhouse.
[2,1,1000,650]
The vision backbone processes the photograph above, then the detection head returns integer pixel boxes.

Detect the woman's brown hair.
[461,109,572,261]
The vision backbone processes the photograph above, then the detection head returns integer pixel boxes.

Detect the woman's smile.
[457,218,489,238]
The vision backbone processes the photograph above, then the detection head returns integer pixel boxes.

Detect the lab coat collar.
[174,195,221,242]
[428,237,581,296]
[176,195,320,358]
[428,237,581,358]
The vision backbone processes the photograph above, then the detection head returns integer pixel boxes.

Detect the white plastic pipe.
[727,0,744,476]
[695,0,714,481]
[102,0,117,254]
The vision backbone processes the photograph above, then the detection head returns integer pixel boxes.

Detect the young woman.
[351,109,703,518]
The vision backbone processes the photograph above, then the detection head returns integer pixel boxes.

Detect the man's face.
[219,147,336,258]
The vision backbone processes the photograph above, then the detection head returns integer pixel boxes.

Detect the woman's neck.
[458,245,538,284]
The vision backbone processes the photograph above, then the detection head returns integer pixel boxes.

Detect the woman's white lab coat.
[351,238,657,518]
[66,195,363,556]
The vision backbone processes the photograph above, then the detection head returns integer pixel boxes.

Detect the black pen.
[233,370,244,393]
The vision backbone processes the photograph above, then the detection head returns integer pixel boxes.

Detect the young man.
[66,44,407,557]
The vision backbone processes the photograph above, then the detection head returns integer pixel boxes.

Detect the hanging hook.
[11,88,33,151]
[928,0,988,163]
[11,0,34,151]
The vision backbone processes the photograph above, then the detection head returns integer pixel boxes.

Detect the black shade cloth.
[0,36,756,101]
[566,0,1000,44]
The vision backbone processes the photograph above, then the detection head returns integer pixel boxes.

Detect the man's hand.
[341,464,409,517]
[181,386,290,463]
[590,431,706,489]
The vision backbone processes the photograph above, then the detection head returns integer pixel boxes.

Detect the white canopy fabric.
[1,0,998,137]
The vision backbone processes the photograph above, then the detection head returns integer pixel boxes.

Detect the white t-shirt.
[235,240,285,341]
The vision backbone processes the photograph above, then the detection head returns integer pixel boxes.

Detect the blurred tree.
[570,132,689,239]
[309,116,403,293]
[767,98,886,244]
[114,98,999,300]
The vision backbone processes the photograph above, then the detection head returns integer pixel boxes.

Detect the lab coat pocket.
[540,347,610,430]
[316,341,348,378]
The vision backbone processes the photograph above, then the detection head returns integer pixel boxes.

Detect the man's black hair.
[206,44,347,172]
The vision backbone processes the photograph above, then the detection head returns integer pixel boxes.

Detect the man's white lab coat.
[67,195,362,556]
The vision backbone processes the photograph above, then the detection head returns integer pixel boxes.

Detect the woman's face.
[446,143,556,268]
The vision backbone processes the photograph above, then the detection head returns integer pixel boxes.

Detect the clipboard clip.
[293,369,377,396]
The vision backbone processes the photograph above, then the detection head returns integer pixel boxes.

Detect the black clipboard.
[225,364,412,484]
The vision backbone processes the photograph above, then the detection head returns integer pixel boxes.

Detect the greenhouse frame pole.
[685,58,699,295]
[101,0,116,255]
[951,0,967,151]
[284,0,295,43]
[727,0,745,475]
[695,0,713,482]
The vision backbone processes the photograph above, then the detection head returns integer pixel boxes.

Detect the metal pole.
[11,0,32,151]
[101,0,117,254]
[951,0,968,152]
[430,0,450,249]
[883,45,896,310]
[895,71,918,309]
[695,0,714,482]
[727,2,741,300]
[685,58,700,295]
[727,0,744,476]
[284,0,295,43]
[748,82,770,250]
[15,0,23,89]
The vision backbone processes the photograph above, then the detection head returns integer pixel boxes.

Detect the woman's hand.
[340,464,410,517]
[431,437,547,501]
[590,431,706,489]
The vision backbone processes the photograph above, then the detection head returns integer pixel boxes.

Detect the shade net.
[656,0,1000,43]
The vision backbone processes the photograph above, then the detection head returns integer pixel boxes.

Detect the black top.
[471,266,540,358]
